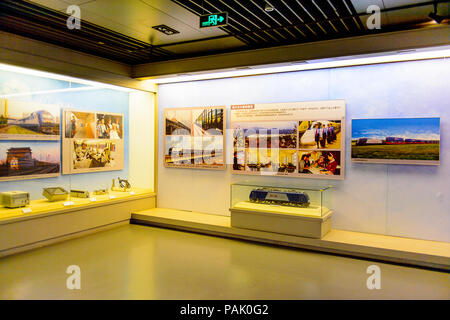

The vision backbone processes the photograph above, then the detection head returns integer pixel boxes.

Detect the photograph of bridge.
[165,109,191,135]
[352,118,440,165]
[0,99,60,140]
[0,141,60,180]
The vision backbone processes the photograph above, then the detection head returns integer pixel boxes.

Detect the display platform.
[0,188,156,257]
[230,206,332,239]
[131,208,450,271]
[230,183,332,238]
[232,201,326,217]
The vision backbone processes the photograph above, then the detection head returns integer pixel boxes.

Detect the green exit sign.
[199,12,228,28]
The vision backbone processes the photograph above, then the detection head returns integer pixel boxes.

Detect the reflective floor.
[0,224,448,299]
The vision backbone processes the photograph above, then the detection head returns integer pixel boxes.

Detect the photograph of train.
[352,118,440,164]
[165,109,191,136]
[72,139,119,170]
[299,120,341,149]
[232,121,297,149]
[0,141,60,180]
[298,150,342,176]
[65,111,96,139]
[0,99,60,140]
[96,113,123,139]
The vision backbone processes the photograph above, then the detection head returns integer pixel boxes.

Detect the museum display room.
[0,63,156,256]
[0,47,449,270]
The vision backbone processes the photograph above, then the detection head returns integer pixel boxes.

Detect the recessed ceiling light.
[264,1,275,12]
[152,25,180,35]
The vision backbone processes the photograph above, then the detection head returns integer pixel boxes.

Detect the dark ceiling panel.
[0,0,447,65]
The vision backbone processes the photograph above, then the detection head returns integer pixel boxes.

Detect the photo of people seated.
[298,150,341,175]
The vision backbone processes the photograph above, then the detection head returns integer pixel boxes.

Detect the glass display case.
[230,183,332,218]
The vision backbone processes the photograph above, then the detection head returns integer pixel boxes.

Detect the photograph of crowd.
[72,139,118,169]
[96,113,123,139]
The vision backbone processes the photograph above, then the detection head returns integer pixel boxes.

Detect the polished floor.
[0,224,448,299]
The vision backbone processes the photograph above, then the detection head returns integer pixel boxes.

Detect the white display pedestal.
[230,207,332,239]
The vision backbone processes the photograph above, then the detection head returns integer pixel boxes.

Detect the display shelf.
[131,208,450,271]
[0,188,153,225]
[0,188,156,257]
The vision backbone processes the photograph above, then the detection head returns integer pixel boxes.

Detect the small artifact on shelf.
[0,191,30,208]
[249,188,310,208]
[111,177,131,192]
[70,190,90,198]
[93,189,109,195]
[43,187,69,202]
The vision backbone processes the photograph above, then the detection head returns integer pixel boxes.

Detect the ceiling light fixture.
[0,63,137,92]
[264,1,275,12]
[144,46,450,84]
[152,25,180,35]
[429,2,445,24]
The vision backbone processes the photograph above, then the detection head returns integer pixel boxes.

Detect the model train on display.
[249,188,310,207]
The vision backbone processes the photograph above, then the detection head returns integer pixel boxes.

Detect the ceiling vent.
[152,24,180,35]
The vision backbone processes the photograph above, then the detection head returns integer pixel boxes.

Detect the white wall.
[129,91,155,191]
[157,58,450,243]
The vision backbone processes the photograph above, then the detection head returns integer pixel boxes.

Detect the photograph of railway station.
[0,99,60,140]
[0,141,60,180]
[352,118,440,164]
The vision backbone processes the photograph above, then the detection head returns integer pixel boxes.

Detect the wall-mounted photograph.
[64,111,96,139]
[192,108,224,136]
[298,150,341,176]
[351,118,440,165]
[164,106,225,169]
[71,139,123,172]
[96,113,123,139]
[0,99,60,140]
[165,109,191,136]
[299,120,341,149]
[232,121,298,149]
[0,141,60,180]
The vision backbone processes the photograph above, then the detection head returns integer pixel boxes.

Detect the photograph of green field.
[351,141,439,161]
[351,118,440,165]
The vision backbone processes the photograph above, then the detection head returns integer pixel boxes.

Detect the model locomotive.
[249,188,310,207]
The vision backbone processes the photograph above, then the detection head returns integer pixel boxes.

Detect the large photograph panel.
[230,100,346,179]
[163,106,226,170]
[0,99,60,140]
[0,141,60,181]
[351,118,440,165]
